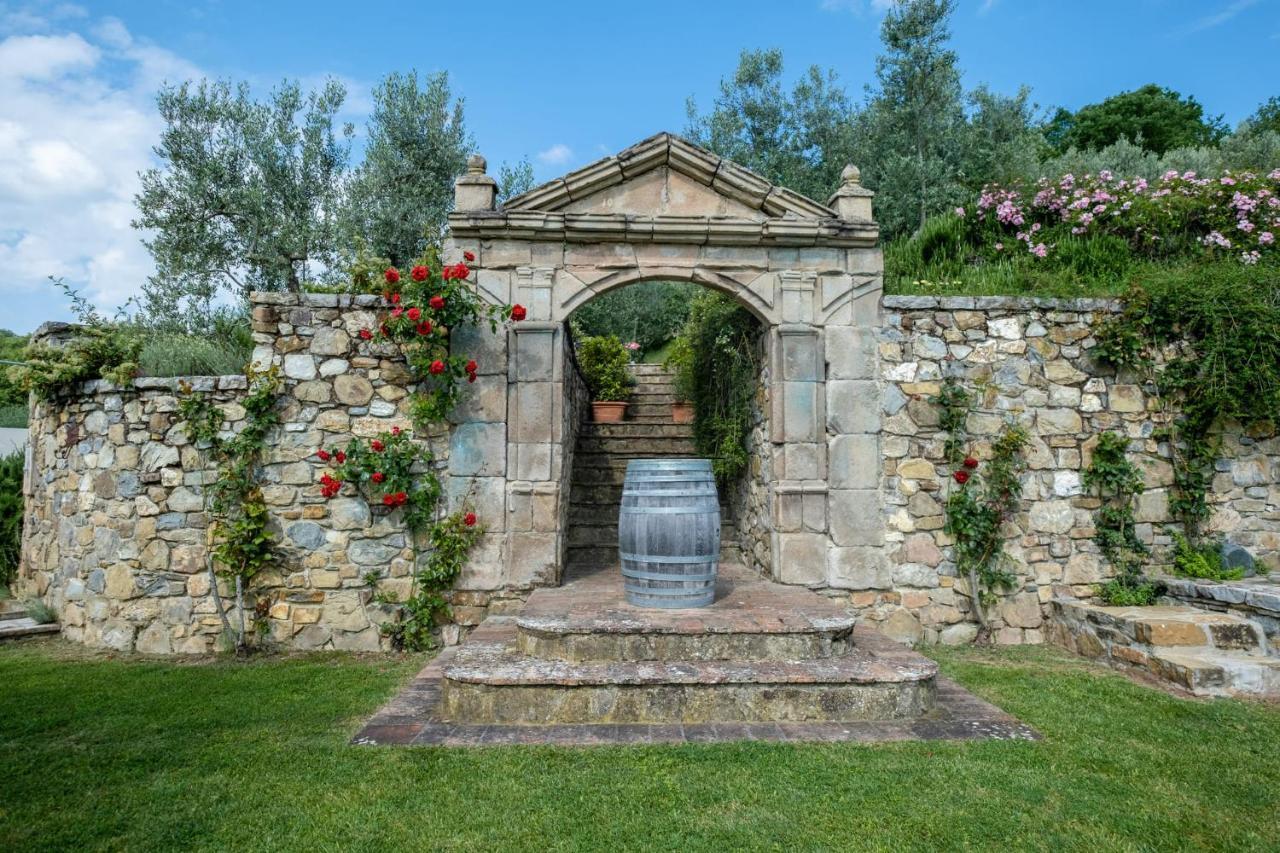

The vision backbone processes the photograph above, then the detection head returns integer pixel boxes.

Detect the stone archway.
[444,132,885,595]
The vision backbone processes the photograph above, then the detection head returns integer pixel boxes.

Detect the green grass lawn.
[1,641,1277,852]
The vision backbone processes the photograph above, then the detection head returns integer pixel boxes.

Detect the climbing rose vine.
[317,251,526,650]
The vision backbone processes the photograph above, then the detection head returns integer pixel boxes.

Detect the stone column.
[504,321,567,588]
[824,166,888,591]
[770,323,829,585]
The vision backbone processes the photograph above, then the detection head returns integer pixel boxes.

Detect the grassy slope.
[1,642,1277,852]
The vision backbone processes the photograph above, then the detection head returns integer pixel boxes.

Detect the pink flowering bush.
[963,168,1280,264]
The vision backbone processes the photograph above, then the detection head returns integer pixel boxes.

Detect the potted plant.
[664,335,696,424]
[577,335,633,422]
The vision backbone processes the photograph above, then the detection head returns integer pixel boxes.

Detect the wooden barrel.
[619,458,720,608]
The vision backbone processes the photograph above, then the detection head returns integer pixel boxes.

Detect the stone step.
[628,363,674,376]
[627,392,678,405]
[0,618,60,639]
[1060,601,1265,653]
[581,423,694,439]
[515,571,855,662]
[576,435,698,454]
[0,601,29,622]
[1147,648,1280,697]
[441,620,937,724]
[628,402,682,418]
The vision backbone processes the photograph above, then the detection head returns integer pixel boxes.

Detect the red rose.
[395,492,408,505]
[963,456,979,469]
[316,449,331,461]
[429,359,445,375]
[391,292,401,305]
[463,250,475,262]
[391,306,404,318]
[953,470,970,485]
[384,267,400,284]
[467,372,476,383]
[359,329,373,341]
[391,426,401,436]
[372,471,385,483]
[510,304,527,321]
[464,512,477,527]
[411,265,429,282]
[454,262,469,279]
[416,321,433,336]
[407,307,421,321]
[465,359,477,373]
[382,493,395,507]
[335,451,346,463]
[429,294,445,310]
[371,439,384,452]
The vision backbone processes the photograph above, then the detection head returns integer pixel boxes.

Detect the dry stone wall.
[846,295,1280,646]
[17,289,1278,653]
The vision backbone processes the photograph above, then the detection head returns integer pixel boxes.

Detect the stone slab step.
[576,438,698,456]
[628,363,675,376]
[1060,600,1265,653]
[0,618,60,639]
[0,601,29,622]
[515,566,855,662]
[581,423,694,439]
[1147,649,1280,697]
[441,621,936,724]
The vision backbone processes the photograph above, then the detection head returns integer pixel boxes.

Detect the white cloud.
[537,143,573,166]
[819,0,894,13]
[1185,0,1259,34]
[0,13,194,328]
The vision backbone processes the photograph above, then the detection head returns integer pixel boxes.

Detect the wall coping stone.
[882,295,1123,312]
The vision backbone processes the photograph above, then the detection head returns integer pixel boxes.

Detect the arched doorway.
[562,279,771,579]
[444,132,885,595]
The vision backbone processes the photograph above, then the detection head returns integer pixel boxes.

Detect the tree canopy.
[342,71,470,267]
[1044,84,1229,156]
[134,79,351,325]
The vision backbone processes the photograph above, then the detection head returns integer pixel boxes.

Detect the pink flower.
[1260,232,1274,245]
[954,206,965,218]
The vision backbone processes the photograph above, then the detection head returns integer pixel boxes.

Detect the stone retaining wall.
[17,292,1279,653]
[845,295,1280,646]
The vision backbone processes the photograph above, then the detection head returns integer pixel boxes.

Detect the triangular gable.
[502,132,837,220]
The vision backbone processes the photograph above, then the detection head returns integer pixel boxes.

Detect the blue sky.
[1,0,1278,333]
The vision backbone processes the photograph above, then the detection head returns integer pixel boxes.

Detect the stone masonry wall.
[19,292,1278,653]
[847,295,1280,646]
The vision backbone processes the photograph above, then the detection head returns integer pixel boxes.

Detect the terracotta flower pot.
[591,401,627,423]
[671,402,694,424]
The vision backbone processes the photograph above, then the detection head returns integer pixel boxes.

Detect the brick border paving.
[352,648,1039,747]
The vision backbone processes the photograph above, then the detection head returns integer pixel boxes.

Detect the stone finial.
[455,152,498,212]
[828,163,875,222]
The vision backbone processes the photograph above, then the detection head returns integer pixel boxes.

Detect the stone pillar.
[504,321,567,587]
[454,154,497,212]
[824,166,888,591]
[770,324,829,585]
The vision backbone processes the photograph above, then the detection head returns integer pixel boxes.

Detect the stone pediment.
[502,133,837,220]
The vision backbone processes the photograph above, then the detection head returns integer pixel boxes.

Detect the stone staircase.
[566,363,740,571]
[0,599,59,640]
[440,564,938,725]
[1050,599,1280,697]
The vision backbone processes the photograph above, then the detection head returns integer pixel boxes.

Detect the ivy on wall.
[934,375,1029,640]
[1097,262,1280,543]
[1083,431,1156,606]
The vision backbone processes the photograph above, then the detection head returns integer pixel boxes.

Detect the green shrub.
[575,335,633,402]
[0,450,23,590]
[1097,577,1160,606]
[138,332,251,377]
[669,292,762,482]
[1169,532,1244,581]
[1055,234,1132,282]
[572,281,697,354]
[663,335,696,404]
[21,597,55,624]
[0,404,27,429]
